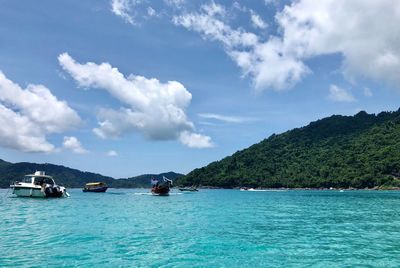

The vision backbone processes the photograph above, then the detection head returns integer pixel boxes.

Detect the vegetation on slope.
[179,110,400,188]
[0,160,183,188]
[115,172,184,188]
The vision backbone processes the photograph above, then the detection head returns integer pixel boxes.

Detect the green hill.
[0,160,183,188]
[179,109,400,189]
[115,172,185,188]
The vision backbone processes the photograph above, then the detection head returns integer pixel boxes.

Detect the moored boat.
[151,176,173,196]
[10,171,69,198]
[240,187,253,191]
[82,182,108,192]
[240,187,287,192]
[179,187,198,192]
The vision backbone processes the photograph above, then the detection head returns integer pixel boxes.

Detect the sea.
[1,189,400,267]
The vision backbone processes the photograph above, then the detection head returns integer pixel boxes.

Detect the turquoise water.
[1,189,400,267]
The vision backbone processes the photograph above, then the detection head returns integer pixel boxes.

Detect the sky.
[0,0,399,178]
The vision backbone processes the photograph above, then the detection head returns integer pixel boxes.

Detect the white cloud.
[164,0,185,8]
[173,2,308,91]
[250,10,267,30]
[276,0,400,86]
[110,0,400,91]
[0,104,55,153]
[58,53,212,148]
[264,0,279,6]
[111,0,135,24]
[232,1,247,12]
[174,1,400,91]
[107,150,118,156]
[198,113,255,123]
[147,6,156,17]
[63,136,88,154]
[0,71,82,153]
[173,3,258,49]
[328,84,356,103]
[363,87,373,97]
[111,0,164,23]
[179,131,213,148]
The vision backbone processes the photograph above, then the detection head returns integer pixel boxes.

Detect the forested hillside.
[0,160,183,188]
[179,110,400,188]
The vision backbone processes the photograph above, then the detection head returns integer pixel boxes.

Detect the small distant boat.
[179,187,198,192]
[82,182,108,192]
[240,187,254,191]
[240,187,285,192]
[151,176,173,196]
[10,171,69,198]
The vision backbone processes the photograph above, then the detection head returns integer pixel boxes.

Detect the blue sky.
[0,0,399,178]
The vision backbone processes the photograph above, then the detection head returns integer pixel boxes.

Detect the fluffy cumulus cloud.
[0,72,82,153]
[63,136,88,154]
[58,53,213,148]
[173,2,308,91]
[172,0,400,91]
[179,131,213,148]
[276,0,400,85]
[328,85,356,103]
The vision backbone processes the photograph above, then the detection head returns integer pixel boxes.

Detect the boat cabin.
[85,182,106,188]
[82,182,108,192]
[33,176,55,186]
[20,172,55,186]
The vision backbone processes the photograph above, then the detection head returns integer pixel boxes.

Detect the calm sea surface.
[1,189,400,267]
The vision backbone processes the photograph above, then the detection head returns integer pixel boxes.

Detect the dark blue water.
[1,189,400,267]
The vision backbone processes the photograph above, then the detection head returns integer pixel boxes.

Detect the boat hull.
[179,188,198,192]
[12,187,45,198]
[151,186,170,196]
[83,186,108,192]
[11,186,67,198]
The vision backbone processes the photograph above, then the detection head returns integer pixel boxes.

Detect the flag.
[151,178,158,186]
[163,176,173,185]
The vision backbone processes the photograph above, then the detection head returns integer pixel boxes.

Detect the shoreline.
[196,186,400,191]
[2,186,400,190]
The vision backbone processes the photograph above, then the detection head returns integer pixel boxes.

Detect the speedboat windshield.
[22,176,33,183]
[34,177,55,185]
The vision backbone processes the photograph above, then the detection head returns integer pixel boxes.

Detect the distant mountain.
[0,160,183,188]
[179,109,400,189]
[115,172,185,188]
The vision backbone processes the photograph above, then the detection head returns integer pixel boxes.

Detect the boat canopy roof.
[21,175,55,184]
[26,171,53,179]
[85,182,106,186]
[26,174,53,179]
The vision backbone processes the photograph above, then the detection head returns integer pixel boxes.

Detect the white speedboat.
[10,171,69,198]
